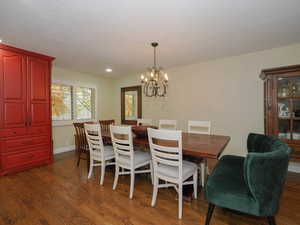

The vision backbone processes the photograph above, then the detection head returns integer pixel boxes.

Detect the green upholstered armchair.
[204,133,291,225]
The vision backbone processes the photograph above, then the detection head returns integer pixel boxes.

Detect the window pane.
[75,87,92,120]
[51,84,72,120]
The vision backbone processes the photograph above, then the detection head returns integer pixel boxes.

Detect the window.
[51,84,72,120]
[51,82,96,124]
[75,87,93,120]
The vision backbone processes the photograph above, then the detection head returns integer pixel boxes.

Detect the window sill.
[52,119,96,127]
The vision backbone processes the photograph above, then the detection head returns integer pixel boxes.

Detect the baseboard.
[54,145,75,154]
[52,146,300,173]
[288,162,300,173]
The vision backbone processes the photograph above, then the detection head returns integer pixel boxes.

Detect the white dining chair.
[110,125,153,199]
[148,128,198,219]
[137,118,153,126]
[188,120,211,135]
[84,123,115,185]
[187,120,211,187]
[158,119,177,130]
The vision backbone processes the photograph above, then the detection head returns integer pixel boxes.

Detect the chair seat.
[157,160,197,181]
[118,151,151,168]
[91,145,115,160]
[205,155,257,215]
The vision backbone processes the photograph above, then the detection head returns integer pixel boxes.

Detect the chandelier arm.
[157,83,167,97]
[145,80,154,97]
[152,81,156,97]
[145,83,152,97]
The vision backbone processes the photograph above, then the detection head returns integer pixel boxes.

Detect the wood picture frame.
[121,85,142,125]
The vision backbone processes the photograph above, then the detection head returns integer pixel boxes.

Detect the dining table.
[101,129,230,160]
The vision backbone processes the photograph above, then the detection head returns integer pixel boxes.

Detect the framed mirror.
[121,86,142,125]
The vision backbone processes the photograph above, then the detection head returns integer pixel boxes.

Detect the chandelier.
[140,42,168,97]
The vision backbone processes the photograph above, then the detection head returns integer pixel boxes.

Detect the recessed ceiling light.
[105,68,112,72]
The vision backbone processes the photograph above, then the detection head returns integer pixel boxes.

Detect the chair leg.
[267,216,277,225]
[100,161,106,185]
[77,150,81,167]
[150,162,154,185]
[87,159,93,179]
[87,152,90,173]
[113,165,119,190]
[151,176,158,207]
[193,170,198,199]
[205,203,215,225]
[178,184,183,219]
[201,160,206,187]
[129,170,135,199]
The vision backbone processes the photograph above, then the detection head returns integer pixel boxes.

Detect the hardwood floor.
[0,151,299,225]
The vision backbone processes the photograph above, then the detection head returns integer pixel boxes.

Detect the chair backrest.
[247,133,290,153]
[148,128,183,179]
[84,123,105,157]
[99,120,115,132]
[244,133,291,215]
[110,125,134,166]
[73,122,88,151]
[188,120,211,134]
[159,120,177,130]
[137,118,153,126]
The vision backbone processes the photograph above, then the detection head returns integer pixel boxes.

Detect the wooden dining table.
[101,130,230,160]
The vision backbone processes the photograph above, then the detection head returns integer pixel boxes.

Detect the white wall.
[52,67,114,151]
[111,43,300,157]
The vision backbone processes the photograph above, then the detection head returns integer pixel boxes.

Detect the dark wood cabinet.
[260,65,300,161]
[0,44,54,175]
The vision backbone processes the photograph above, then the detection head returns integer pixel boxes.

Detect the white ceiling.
[1,0,300,77]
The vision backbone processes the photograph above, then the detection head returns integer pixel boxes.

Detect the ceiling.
[1,1,300,77]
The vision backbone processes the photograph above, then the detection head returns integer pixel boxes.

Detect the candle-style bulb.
[164,73,168,81]
[141,74,144,80]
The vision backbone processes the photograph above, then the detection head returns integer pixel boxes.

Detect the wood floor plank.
[0,151,299,225]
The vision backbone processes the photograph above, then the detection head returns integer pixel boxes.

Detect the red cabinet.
[0,44,54,175]
[0,50,27,129]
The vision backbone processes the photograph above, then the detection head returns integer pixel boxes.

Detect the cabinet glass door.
[278,99,290,118]
[277,77,292,140]
[292,99,300,141]
[293,120,300,140]
[291,77,300,97]
[277,76,300,141]
[277,78,290,98]
[278,119,291,140]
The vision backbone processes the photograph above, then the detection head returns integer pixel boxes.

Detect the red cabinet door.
[0,50,27,129]
[27,56,50,127]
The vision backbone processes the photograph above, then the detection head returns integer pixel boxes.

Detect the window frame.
[52,80,97,126]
